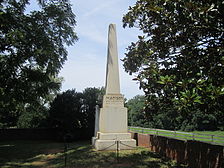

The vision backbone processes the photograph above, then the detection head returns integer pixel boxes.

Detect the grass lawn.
[191,131,224,136]
[0,140,187,168]
[129,127,224,145]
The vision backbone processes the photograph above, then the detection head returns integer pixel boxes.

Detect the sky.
[30,0,144,99]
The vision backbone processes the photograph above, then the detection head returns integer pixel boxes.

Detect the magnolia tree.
[122,0,224,130]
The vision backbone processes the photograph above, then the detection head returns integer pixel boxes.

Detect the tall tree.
[0,0,77,127]
[82,87,105,134]
[123,0,224,130]
[48,88,104,140]
[126,95,147,127]
[48,89,84,137]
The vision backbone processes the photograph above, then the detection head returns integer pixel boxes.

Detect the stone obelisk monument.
[94,24,136,150]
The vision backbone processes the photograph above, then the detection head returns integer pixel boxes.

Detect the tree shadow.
[53,144,188,168]
[0,140,188,168]
[0,140,64,168]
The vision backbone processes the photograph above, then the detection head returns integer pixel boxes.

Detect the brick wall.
[132,133,224,168]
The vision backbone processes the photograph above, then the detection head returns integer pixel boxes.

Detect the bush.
[48,88,104,141]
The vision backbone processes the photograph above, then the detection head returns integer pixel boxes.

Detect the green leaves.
[126,95,147,127]
[48,88,104,138]
[122,0,224,131]
[0,0,77,127]
[157,75,175,85]
[179,89,203,106]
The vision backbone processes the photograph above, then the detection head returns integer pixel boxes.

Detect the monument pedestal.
[93,95,136,150]
[93,24,136,150]
[95,133,136,150]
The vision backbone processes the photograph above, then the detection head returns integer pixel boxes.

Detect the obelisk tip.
[109,23,116,27]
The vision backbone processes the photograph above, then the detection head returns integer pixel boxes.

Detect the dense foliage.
[48,87,104,139]
[126,95,147,127]
[0,0,77,127]
[123,0,224,131]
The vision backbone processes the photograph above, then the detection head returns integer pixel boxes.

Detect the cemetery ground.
[0,140,188,168]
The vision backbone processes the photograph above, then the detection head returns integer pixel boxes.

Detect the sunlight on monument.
[92,24,136,150]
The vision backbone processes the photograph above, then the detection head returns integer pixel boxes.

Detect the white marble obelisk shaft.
[93,24,136,150]
[105,24,120,94]
[99,24,126,133]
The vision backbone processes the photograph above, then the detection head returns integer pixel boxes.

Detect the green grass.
[0,140,188,168]
[129,127,224,145]
[191,131,224,136]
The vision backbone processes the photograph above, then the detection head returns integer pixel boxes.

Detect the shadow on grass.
[0,140,65,168]
[60,144,188,168]
[0,141,188,168]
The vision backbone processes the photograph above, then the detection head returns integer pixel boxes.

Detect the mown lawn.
[129,127,224,145]
[0,140,188,168]
[191,131,224,136]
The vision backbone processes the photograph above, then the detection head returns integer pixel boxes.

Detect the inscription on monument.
[103,95,124,107]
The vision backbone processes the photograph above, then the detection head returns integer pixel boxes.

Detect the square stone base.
[95,139,136,150]
[99,107,128,133]
[94,132,136,151]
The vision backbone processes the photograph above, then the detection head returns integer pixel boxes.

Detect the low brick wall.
[132,133,224,168]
